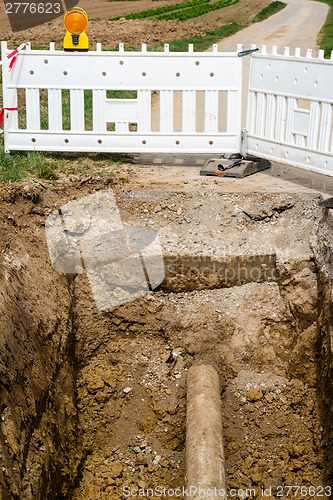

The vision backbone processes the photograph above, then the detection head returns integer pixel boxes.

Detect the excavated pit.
[0,168,333,499]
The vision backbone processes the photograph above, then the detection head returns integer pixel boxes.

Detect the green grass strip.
[0,148,61,182]
[110,0,209,21]
[155,0,238,21]
[252,1,286,23]
[316,0,333,56]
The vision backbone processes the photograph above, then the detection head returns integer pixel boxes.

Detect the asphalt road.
[218,0,329,52]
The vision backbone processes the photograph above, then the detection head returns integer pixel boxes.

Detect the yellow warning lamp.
[63,7,89,51]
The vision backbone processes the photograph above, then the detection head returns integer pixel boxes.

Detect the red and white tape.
[0,107,18,128]
[0,42,28,129]
[0,41,29,71]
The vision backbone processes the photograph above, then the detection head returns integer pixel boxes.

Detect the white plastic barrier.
[0,41,243,154]
[247,45,333,176]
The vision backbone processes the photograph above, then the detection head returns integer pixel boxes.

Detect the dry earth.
[1,163,333,497]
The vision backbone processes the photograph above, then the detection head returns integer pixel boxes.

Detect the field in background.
[111,0,240,21]
[0,0,273,50]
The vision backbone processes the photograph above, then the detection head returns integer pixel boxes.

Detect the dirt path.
[219,0,329,52]
[217,0,329,127]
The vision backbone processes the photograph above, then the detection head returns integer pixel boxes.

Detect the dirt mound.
[0,169,332,497]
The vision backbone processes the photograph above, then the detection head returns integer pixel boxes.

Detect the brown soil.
[0,0,271,49]
[0,164,332,498]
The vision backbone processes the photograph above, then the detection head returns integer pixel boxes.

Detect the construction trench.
[0,164,333,499]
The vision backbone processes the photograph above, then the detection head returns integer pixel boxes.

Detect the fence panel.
[1,41,243,154]
[247,46,333,176]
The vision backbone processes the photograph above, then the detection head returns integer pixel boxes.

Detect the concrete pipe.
[186,364,226,499]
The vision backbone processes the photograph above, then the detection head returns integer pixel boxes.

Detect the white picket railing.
[2,41,333,177]
[0,41,243,154]
[246,45,333,176]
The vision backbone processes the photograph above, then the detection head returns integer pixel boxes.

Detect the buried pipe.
[186,364,226,499]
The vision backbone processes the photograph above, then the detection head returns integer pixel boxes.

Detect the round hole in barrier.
[63,71,68,75]
[176,72,180,77]
[142,72,146,76]
[98,139,102,144]
[64,139,69,144]
[120,61,124,65]
[195,61,200,66]
[31,138,36,143]
[142,140,146,144]
[44,59,48,64]
[30,70,34,75]
[209,141,213,145]
[176,140,180,145]
[210,72,214,77]
[102,72,106,76]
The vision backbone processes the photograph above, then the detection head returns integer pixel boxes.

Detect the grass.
[252,1,286,23]
[0,146,61,182]
[317,0,333,56]
[0,139,130,183]
[111,0,238,21]
[0,87,135,182]
[111,0,208,20]
[156,0,239,21]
